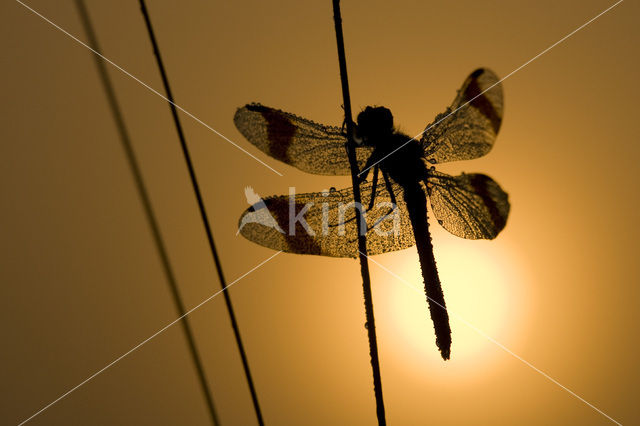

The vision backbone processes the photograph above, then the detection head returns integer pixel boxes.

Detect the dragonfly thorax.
[355,106,427,186]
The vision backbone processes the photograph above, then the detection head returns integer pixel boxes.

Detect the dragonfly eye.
[353,130,365,146]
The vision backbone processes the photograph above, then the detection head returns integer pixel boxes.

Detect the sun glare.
[377,233,530,381]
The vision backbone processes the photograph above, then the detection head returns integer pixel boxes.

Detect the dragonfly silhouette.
[235,68,510,360]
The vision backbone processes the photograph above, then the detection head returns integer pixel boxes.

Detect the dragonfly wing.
[421,68,503,163]
[427,170,509,239]
[237,181,415,258]
[234,104,374,175]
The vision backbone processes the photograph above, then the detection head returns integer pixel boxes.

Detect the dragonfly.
[234,68,510,360]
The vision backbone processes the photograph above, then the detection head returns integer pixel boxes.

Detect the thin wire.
[332,1,386,424]
[17,251,281,426]
[137,1,264,425]
[73,1,219,424]
[13,0,282,177]
[362,252,623,426]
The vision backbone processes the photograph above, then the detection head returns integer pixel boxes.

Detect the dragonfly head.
[355,106,394,147]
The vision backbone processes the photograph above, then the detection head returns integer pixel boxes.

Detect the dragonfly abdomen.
[403,182,452,360]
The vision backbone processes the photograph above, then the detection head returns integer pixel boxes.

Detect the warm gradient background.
[2,0,638,424]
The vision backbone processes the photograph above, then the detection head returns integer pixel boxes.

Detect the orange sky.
[2,0,638,424]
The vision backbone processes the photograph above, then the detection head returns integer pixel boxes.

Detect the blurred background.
[2,0,638,424]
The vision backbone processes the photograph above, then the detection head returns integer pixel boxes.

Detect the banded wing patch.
[427,170,509,239]
[234,104,373,175]
[422,68,503,163]
[237,181,414,258]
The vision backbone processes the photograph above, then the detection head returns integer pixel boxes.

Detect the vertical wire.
[137,1,264,424]
[331,1,387,424]
[73,1,219,424]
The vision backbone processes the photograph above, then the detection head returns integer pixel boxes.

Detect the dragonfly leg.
[367,166,380,210]
[328,167,379,229]
[336,168,398,234]
[356,148,384,184]
[381,169,398,207]
[340,116,356,138]
[364,169,399,231]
